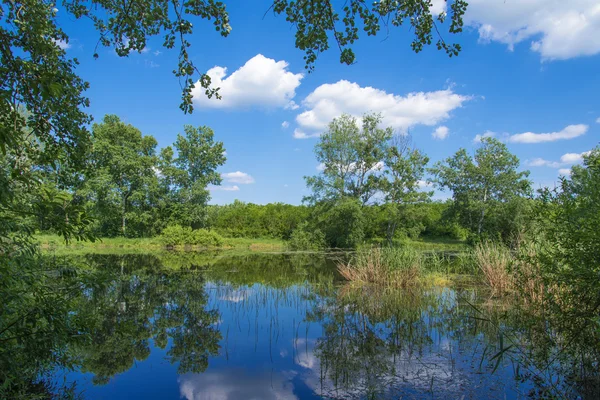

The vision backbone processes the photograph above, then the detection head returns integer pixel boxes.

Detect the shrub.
[160,225,191,246]
[160,225,223,247]
[288,222,326,251]
[190,229,223,247]
[318,198,365,248]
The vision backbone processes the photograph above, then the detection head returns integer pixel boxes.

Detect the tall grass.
[512,242,546,306]
[473,241,513,295]
[338,247,422,288]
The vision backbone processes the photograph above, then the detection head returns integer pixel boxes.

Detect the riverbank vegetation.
[1,1,598,394]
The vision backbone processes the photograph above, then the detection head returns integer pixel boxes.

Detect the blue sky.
[56,0,600,205]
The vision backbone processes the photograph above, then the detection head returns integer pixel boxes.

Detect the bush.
[160,225,223,247]
[288,222,326,251]
[190,229,223,247]
[317,198,365,248]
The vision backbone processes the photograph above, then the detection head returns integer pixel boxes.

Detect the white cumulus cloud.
[466,0,600,60]
[527,151,591,168]
[193,54,303,109]
[430,0,448,16]
[209,185,240,192]
[294,80,471,137]
[294,129,320,139]
[432,126,449,140]
[52,39,70,50]
[473,131,496,143]
[508,124,588,143]
[558,168,572,176]
[417,180,433,189]
[221,171,255,184]
[526,158,562,168]
[560,151,591,163]
[281,121,289,129]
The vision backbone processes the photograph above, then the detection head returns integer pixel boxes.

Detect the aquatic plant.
[473,241,513,295]
[338,247,422,288]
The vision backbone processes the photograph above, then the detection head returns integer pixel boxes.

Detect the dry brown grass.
[337,247,422,288]
[474,241,514,296]
[512,243,546,306]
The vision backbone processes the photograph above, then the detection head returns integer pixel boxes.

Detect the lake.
[46,252,562,399]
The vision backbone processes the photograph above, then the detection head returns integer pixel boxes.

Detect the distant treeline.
[205,200,465,242]
[23,113,541,249]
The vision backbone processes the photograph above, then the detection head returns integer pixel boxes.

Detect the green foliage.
[288,222,326,251]
[536,147,600,321]
[430,137,532,242]
[380,134,432,243]
[304,115,436,248]
[0,1,473,397]
[160,225,223,247]
[316,198,365,248]
[0,254,90,398]
[420,201,468,239]
[272,0,467,71]
[159,125,226,229]
[207,200,310,239]
[305,113,391,205]
[64,0,232,113]
[82,115,159,237]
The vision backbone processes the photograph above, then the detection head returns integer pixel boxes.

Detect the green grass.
[363,237,468,252]
[35,234,287,254]
[400,237,468,252]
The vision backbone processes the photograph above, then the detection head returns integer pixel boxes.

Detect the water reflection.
[41,252,584,398]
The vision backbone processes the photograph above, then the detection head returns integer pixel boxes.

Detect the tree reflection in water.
[4,252,596,399]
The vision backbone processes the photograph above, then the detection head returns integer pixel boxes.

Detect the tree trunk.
[478,188,487,236]
[122,195,127,236]
[386,220,397,246]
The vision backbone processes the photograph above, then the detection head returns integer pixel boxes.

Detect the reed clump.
[337,247,422,288]
[511,242,548,307]
[474,241,514,296]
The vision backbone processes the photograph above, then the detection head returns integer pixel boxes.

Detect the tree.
[272,0,467,70]
[430,137,531,241]
[537,147,600,313]
[315,198,365,248]
[1,0,467,161]
[160,125,226,228]
[382,134,431,244]
[85,115,158,237]
[305,113,391,205]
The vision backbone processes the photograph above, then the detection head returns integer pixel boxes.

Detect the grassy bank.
[36,234,466,254]
[35,234,287,254]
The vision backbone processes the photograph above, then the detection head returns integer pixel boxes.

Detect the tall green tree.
[160,125,226,228]
[430,137,531,241]
[85,115,158,237]
[305,113,391,205]
[382,134,431,243]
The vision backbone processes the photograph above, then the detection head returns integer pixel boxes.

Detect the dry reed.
[338,247,422,288]
[474,241,513,295]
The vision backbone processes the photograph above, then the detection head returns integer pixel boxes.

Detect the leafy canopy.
[305,113,391,205]
[430,137,532,239]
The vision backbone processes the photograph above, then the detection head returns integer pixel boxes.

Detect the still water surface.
[55,252,536,399]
